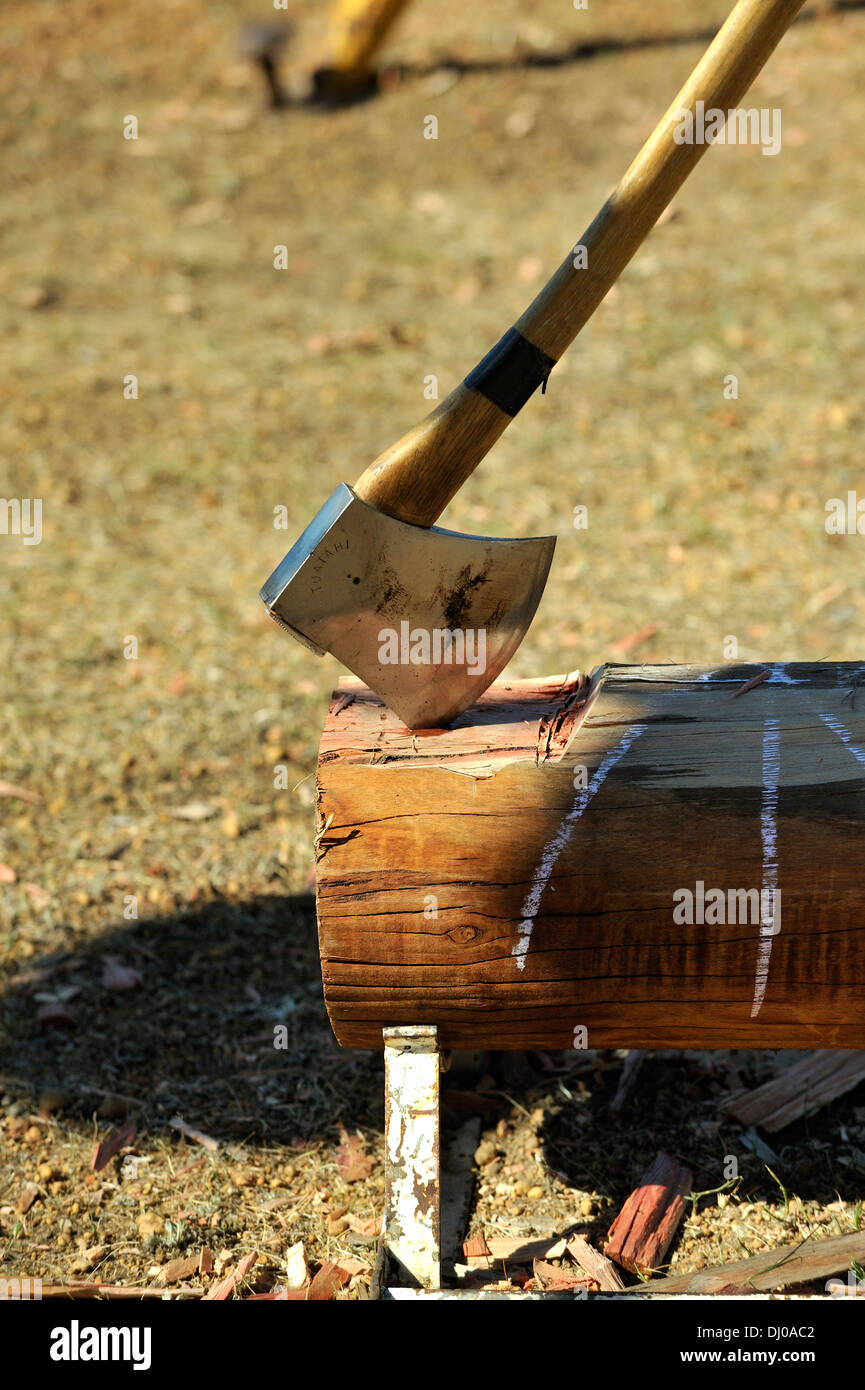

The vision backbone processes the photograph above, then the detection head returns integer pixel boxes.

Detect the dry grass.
[2,0,865,1295]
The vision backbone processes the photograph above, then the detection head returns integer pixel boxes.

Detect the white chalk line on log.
[750,702,865,1016]
[752,717,781,1019]
[510,680,863,1003]
[767,663,808,686]
[512,723,648,971]
[818,710,865,766]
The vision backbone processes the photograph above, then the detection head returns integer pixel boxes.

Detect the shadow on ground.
[1,894,383,1146]
[539,1053,865,1214]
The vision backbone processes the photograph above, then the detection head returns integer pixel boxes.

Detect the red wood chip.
[335,1130,373,1183]
[307,1262,351,1301]
[91,1122,137,1173]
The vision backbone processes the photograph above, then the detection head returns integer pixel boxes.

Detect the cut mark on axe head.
[260,484,555,728]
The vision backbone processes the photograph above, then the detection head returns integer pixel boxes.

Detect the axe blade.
[260,485,555,728]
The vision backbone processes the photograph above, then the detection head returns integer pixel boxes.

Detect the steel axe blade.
[260,485,555,729]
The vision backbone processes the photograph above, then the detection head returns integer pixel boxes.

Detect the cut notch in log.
[316,663,865,1051]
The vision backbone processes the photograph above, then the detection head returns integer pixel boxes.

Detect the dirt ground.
[2,0,865,1298]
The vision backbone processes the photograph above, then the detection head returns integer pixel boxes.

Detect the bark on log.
[316,663,865,1050]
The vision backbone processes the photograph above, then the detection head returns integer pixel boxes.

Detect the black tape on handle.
[464,327,556,416]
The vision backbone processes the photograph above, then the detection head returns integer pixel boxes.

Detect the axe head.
[260,484,555,728]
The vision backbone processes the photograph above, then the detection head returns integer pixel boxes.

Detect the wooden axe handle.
[354,0,805,527]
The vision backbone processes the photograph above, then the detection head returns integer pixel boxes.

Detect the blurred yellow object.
[315,0,413,97]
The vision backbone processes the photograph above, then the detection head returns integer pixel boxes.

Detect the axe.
[261,0,805,728]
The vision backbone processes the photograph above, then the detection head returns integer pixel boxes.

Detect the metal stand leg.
[373,1029,601,1300]
[381,1025,441,1291]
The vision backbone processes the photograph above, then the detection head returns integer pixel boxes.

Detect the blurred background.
[2,0,864,1293]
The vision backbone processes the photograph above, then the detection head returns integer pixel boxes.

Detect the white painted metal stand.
[381,1025,441,1291]
[375,1025,593,1298]
[372,1025,829,1301]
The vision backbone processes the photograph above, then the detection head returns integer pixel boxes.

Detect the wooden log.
[316,663,865,1051]
[603,1152,692,1276]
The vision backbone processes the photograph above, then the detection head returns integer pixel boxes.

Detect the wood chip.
[725,1050,865,1132]
[91,1122,137,1173]
[533,1259,593,1292]
[307,1261,351,1301]
[346,1214,377,1237]
[566,1234,625,1291]
[333,1258,369,1278]
[16,1183,40,1214]
[202,1250,258,1301]
[247,1287,301,1300]
[335,1129,372,1182]
[235,1251,259,1281]
[170,1117,219,1151]
[285,1240,309,1289]
[162,1253,199,1285]
[464,1235,570,1267]
[201,1272,236,1302]
[462,1234,492,1260]
[170,1156,206,1181]
[604,1151,692,1276]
